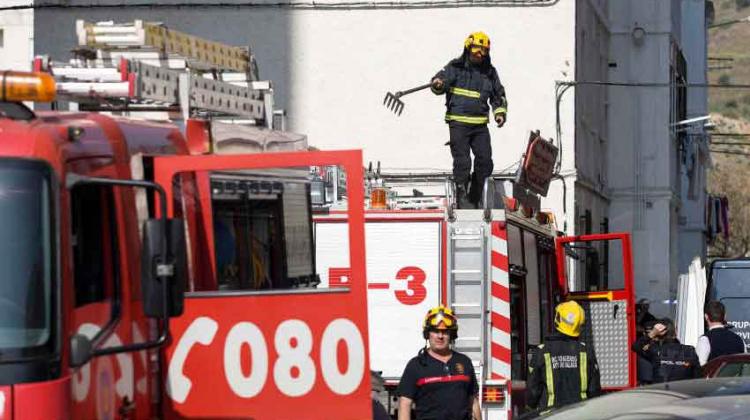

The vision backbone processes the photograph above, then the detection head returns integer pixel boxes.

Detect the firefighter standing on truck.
[527,301,601,413]
[431,31,508,209]
[397,305,481,420]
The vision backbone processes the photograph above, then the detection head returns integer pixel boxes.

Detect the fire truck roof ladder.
[445,178,508,395]
[36,20,274,127]
[447,209,489,395]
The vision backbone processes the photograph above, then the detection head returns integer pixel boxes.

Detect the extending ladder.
[35,19,279,126]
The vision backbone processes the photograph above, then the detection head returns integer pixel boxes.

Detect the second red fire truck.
[313,164,637,418]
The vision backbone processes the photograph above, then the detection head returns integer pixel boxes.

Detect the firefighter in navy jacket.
[431,31,508,209]
[527,301,601,412]
[397,305,480,420]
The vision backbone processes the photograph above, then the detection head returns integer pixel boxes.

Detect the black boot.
[456,183,473,209]
[467,173,483,209]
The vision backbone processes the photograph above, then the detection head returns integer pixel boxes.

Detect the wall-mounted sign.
[516,131,558,196]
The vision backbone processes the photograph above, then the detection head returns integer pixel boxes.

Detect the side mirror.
[70,334,93,368]
[141,218,187,318]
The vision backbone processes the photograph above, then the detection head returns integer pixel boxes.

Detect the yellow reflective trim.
[445,114,489,124]
[450,87,481,99]
[494,107,507,115]
[544,353,555,408]
[569,292,613,301]
[580,351,588,400]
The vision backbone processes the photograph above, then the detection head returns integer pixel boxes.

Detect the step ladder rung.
[454,346,482,352]
[454,281,482,287]
[451,269,482,274]
[451,235,482,240]
[454,315,481,320]
[454,341,481,346]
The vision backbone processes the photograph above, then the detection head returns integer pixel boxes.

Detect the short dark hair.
[660,318,676,339]
[706,300,726,323]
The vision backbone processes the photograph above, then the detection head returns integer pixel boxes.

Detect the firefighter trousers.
[448,123,493,204]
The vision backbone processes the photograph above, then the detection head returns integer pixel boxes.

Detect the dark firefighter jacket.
[526,333,601,411]
[432,51,507,125]
[631,335,700,383]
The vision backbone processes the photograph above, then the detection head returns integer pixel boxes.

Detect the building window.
[0,29,4,48]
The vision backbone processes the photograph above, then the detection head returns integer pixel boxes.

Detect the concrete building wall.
[32,0,577,232]
[607,0,675,316]
[606,0,707,317]
[677,0,709,279]
[574,0,610,236]
[0,1,34,71]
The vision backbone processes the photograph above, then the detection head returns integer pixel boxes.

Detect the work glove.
[495,113,506,128]
[431,78,445,94]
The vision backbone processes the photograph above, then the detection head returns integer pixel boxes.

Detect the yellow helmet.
[464,31,491,51]
[554,301,585,337]
[423,305,458,339]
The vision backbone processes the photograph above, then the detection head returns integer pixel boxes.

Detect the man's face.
[469,46,488,64]
[428,328,451,352]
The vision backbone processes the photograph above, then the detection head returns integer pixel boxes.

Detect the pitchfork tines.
[383,82,432,116]
[383,91,405,115]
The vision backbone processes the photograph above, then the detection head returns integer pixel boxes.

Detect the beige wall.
[34,1,577,230]
[0,2,33,71]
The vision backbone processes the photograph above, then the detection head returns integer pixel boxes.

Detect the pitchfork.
[383,82,432,116]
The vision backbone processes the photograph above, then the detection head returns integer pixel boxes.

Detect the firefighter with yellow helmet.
[396,305,481,420]
[526,300,601,412]
[431,31,508,209]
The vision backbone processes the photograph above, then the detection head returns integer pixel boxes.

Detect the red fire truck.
[0,20,373,419]
[313,166,637,419]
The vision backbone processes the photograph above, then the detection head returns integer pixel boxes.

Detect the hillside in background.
[707,0,750,258]
[709,0,750,119]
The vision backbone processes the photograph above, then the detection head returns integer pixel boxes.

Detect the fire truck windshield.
[0,159,54,355]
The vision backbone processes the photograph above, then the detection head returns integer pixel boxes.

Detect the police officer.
[431,31,508,209]
[636,298,657,335]
[527,301,601,412]
[631,318,700,383]
[696,300,745,366]
[397,305,481,420]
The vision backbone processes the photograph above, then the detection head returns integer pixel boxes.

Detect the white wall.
[0,1,33,71]
[33,0,576,229]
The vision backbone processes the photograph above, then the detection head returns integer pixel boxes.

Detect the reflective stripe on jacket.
[433,53,507,125]
[526,334,601,411]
